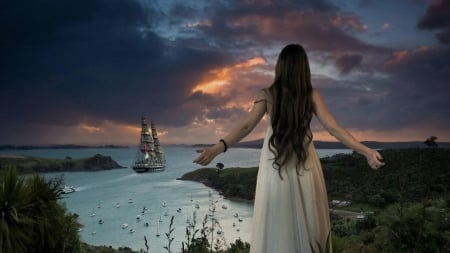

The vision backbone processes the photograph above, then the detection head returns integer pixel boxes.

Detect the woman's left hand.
[365,149,385,170]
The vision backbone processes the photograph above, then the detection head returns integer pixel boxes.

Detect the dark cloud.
[417,0,450,44]
[0,0,231,130]
[335,54,363,74]
[1,0,448,144]
[317,46,450,133]
[436,29,450,44]
[417,0,450,30]
[185,0,386,55]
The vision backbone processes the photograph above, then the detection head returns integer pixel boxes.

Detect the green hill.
[180,148,450,205]
[0,154,126,174]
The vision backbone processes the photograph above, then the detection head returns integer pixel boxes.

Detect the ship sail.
[132,117,165,173]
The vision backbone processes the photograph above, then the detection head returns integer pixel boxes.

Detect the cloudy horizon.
[1,0,449,146]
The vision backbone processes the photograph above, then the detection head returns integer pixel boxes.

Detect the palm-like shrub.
[0,167,34,253]
[0,167,82,253]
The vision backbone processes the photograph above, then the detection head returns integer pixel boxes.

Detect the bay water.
[0,146,351,252]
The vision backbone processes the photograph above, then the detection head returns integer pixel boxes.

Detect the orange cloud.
[384,46,436,67]
[191,57,266,95]
[330,15,368,31]
[77,123,103,133]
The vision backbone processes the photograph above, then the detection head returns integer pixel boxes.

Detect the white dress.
[250,120,332,253]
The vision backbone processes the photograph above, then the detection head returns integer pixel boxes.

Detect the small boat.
[89,212,96,217]
[238,217,243,222]
[222,204,228,209]
[116,203,121,208]
[195,203,200,209]
[98,219,104,224]
[136,215,141,221]
[129,229,135,233]
[156,223,160,237]
[121,223,129,229]
[177,208,182,213]
[234,213,239,218]
[62,186,76,194]
[91,231,96,235]
[144,222,149,227]
[162,201,167,207]
[128,198,134,204]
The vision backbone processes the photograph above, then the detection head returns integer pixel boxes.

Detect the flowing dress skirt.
[250,124,332,253]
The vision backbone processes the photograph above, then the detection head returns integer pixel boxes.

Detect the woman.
[193,44,385,253]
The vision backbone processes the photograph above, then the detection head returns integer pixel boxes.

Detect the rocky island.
[0,154,126,174]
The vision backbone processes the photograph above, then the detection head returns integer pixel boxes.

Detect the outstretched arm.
[193,90,267,166]
[312,89,385,169]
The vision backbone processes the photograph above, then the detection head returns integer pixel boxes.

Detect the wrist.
[219,139,228,152]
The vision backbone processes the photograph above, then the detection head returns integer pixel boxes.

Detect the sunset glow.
[192,57,266,95]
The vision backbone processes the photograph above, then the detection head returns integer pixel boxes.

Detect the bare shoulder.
[311,88,325,104]
[255,88,270,102]
[312,88,320,98]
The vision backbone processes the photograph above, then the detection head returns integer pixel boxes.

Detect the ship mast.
[140,117,155,156]
[151,121,164,161]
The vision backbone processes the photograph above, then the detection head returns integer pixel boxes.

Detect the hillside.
[0,154,126,174]
[180,148,450,205]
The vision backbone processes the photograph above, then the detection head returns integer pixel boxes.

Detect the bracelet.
[219,139,228,152]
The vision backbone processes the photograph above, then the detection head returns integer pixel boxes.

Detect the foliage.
[0,166,83,253]
[322,148,450,204]
[330,199,450,253]
[164,216,175,253]
[372,199,450,252]
[180,167,258,201]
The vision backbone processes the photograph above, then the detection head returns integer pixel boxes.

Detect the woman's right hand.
[193,144,224,166]
[365,149,385,170]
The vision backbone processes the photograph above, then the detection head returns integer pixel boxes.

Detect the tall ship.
[132,117,166,173]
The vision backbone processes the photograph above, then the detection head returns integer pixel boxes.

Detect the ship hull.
[132,163,165,173]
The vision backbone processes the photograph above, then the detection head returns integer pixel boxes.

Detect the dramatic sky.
[1,0,449,146]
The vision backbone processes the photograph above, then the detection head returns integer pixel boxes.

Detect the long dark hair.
[268,44,314,178]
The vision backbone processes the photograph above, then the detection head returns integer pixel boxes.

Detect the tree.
[424,136,438,147]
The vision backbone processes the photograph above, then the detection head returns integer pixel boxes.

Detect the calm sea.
[0,146,351,252]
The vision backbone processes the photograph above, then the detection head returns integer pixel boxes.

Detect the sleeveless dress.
[249,118,332,253]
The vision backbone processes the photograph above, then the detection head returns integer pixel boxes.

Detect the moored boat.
[62,185,76,194]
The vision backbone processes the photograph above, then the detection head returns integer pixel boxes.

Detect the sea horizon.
[1,139,448,151]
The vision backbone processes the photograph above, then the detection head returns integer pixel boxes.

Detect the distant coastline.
[2,140,450,150]
[0,144,129,150]
[0,154,126,173]
[191,139,450,149]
